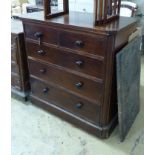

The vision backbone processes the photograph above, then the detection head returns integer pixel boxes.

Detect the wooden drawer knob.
[43,88,49,93]
[75,102,83,109]
[34,32,43,38]
[75,60,84,67]
[37,50,45,56]
[40,69,46,74]
[75,82,83,88]
[75,40,84,48]
[34,32,43,45]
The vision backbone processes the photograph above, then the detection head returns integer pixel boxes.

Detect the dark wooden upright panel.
[11,19,30,100]
[20,11,139,139]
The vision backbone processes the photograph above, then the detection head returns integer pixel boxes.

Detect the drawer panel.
[11,73,21,90]
[26,42,104,79]
[24,23,58,45]
[31,78,100,123]
[59,30,107,56]
[11,34,18,62]
[11,61,19,74]
[29,59,103,102]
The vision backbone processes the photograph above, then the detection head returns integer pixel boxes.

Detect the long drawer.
[24,23,58,45]
[30,77,100,124]
[28,59,103,102]
[59,30,107,56]
[26,42,104,79]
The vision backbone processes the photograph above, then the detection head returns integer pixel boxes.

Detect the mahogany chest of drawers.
[11,19,30,100]
[21,11,138,138]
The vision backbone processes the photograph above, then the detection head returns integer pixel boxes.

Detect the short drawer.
[11,61,19,74]
[59,30,107,56]
[24,23,58,45]
[28,59,103,102]
[26,42,104,79]
[31,78,100,124]
[11,73,21,90]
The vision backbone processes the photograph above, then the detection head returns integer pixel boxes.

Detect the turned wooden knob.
[37,50,45,56]
[34,32,43,38]
[40,69,46,74]
[75,40,84,47]
[43,88,49,93]
[75,60,84,67]
[75,102,84,109]
[75,82,83,88]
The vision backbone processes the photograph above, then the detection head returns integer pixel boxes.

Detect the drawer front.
[31,78,100,123]
[59,30,107,56]
[26,42,104,79]
[24,23,58,45]
[11,34,18,62]
[29,59,103,102]
[11,61,19,74]
[11,73,21,90]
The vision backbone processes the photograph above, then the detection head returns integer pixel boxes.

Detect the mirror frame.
[44,0,69,19]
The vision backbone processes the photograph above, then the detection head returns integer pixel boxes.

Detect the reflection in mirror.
[35,0,44,6]
[50,0,63,13]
